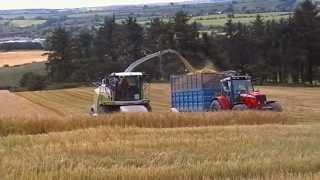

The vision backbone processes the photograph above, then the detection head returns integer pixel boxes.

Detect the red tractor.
[210,76,282,111]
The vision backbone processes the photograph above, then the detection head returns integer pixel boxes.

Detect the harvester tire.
[269,102,283,112]
[210,100,221,111]
[90,106,96,115]
[99,105,111,113]
[145,103,152,112]
[232,104,248,111]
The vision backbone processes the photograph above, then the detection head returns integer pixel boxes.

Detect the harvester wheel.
[210,100,221,111]
[269,102,283,112]
[99,105,111,113]
[145,103,152,112]
[232,104,248,111]
[90,106,96,115]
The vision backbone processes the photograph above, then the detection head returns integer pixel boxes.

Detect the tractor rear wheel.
[232,104,248,111]
[210,100,221,111]
[269,102,283,112]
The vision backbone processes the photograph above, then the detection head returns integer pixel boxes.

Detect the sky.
[0,0,185,10]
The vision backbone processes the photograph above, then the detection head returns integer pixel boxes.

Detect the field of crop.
[191,12,291,27]
[0,90,57,118]
[0,83,318,179]
[2,124,320,179]
[0,50,47,67]
[16,87,94,116]
[16,84,320,123]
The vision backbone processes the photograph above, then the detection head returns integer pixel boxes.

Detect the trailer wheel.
[232,104,248,111]
[269,102,283,112]
[210,100,221,111]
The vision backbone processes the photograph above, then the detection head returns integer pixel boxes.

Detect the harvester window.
[116,76,142,101]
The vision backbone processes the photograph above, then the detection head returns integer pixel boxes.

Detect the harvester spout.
[125,49,196,73]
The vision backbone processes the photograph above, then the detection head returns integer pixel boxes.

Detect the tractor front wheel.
[210,100,221,111]
[269,102,283,112]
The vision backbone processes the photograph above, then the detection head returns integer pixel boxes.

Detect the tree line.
[43,0,319,87]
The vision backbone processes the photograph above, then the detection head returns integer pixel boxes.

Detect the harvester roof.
[110,72,143,77]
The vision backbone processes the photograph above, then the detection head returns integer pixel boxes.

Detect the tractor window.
[222,81,231,95]
[232,80,254,95]
[116,76,142,101]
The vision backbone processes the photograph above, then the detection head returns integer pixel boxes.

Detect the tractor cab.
[211,75,282,111]
[221,76,255,105]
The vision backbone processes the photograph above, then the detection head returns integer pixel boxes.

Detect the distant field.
[0,11,291,29]
[135,12,291,27]
[0,50,47,87]
[96,11,292,27]
[0,19,46,27]
[10,19,47,27]
[0,50,47,67]
[0,62,46,87]
[191,12,291,27]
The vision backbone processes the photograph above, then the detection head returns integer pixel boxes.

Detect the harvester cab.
[90,72,151,115]
[211,75,282,111]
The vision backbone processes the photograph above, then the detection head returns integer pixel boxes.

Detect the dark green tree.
[78,31,93,58]
[46,27,73,82]
[225,18,235,38]
[292,0,320,85]
[94,16,117,61]
[251,14,265,38]
[20,72,46,91]
[121,16,144,65]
